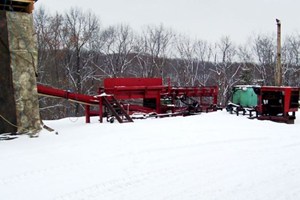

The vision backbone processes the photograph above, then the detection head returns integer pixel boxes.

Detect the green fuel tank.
[232,85,258,107]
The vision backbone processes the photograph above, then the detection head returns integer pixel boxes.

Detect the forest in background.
[34,7,300,120]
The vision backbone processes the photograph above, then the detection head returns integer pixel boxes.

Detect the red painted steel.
[104,78,163,88]
[37,84,99,105]
[37,84,100,123]
[101,78,219,114]
[102,78,217,99]
[37,78,219,123]
[256,86,300,123]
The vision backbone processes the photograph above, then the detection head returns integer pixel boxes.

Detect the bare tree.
[211,36,240,105]
[174,35,213,86]
[100,24,137,77]
[35,7,68,119]
[136,24,174,78]
[34,7,54,83]
[252,34,276,85]
[193,39,213,86]
[175,35,197,85]
[61,7,100,115]
[236,44,255,85]
[282,34,300,86]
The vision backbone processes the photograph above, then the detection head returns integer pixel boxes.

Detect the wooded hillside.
[34,7,300,119]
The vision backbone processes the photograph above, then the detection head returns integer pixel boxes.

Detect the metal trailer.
[253,86,300,124]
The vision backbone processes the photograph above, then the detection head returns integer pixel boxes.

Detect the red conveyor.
[37,84,99,105]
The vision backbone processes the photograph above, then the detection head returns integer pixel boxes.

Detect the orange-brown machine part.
[0,0,35,13]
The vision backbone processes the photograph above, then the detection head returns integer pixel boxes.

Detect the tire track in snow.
[0,151,132,186]
[0,136,265,186]
[53,166,187,200]
[51,143,245,200]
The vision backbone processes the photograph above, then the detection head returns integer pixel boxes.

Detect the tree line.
[34,7,300,119]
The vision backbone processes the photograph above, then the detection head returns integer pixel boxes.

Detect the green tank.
[232,85,258,107]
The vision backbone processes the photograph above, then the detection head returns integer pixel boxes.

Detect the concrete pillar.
[0,11,41,135]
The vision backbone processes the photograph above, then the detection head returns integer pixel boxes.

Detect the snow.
[1,110,300,200]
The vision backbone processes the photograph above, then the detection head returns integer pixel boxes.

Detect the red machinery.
[38,84,133,124]
[100,78,218,114]
[38,78,219,123]
[254,86,300,124]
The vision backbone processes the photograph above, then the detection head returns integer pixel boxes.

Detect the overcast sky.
[35,0,300,44]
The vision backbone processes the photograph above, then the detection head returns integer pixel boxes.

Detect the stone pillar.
[0,11,41,135]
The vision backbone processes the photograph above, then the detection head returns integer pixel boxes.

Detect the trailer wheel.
[109,117,115,123]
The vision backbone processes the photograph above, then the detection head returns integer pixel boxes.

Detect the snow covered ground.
[1,110,300,200]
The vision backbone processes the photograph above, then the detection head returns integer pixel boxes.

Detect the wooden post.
[275,19,282,86]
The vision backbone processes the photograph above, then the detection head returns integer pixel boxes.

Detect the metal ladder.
[102,96,133,123]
